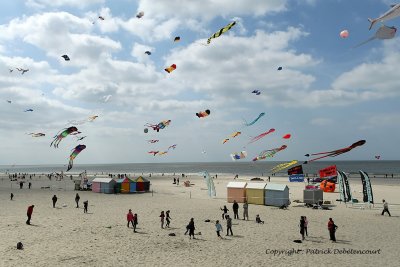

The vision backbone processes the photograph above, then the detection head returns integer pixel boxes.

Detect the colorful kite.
[62,55,70,61]
[244,112,265,126]
[222,132,241,144]
[248,128,275,144]
[207,21,236,44]
[368,4,400,30]
[67,144,86,172]
[157,151,168,156]
[222,138,229,144]
[375,155,381,160]
[28,133,45,137]
[230,151,247,161]
[136,11,144,18]
[304,140,366,164]
[252,145,287,161]
[354,25,397,48]
[168,144,177,150]
[68,115,98,125]
[148,151,159,156]
[251,90,261,95]
[144,120,171,132]
[147,140,159,143]
[282,134,291,139]
[165,64,176,73]
[196,109,210,118]
[340,30,349,38]
[174,36,180,42]
[50,126,80,148]
[271,160,298,174]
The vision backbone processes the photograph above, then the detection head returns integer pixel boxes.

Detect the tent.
[92,178,115,194]
[226,182,247,203]
[134,176,150,192]
[264,184,290,207]
[320,181,335,192]
[303,189,323,205]
[116,177,131,193]
[246,182,267,205]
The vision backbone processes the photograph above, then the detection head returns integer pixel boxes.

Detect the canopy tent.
[264,184,290,207]
[92,178,115,194]
[246,182,267,205]
[226,182,247,203]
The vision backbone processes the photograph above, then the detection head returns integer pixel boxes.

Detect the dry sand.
[0,174,399,267]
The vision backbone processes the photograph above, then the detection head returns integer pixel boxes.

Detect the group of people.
[298,216,337,242]
[159,210,172,229]
[126,209,138,232]
[221,200,249,221]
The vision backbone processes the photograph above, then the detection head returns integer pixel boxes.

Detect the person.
[173,178,176,184]
[327,218,338,242]
[232,200,239,219]
[243,200,249,220]
[268,176,271,182]
[26,205,34,225]
[187,218,195,239]
[220,205,229,220]
[52,195,58,208]
[177,177,179,185]
[215,220,223,239]
[132,213,138,232]
[10,193,14,200]
[226,215,233,236]
[304,216,309,236]
[215,174,218,179]
[83,200,88,213]
[28,182,32,189]
[127,209,134,228]
[166,210,172,228]
[160,211,165,229]
[19,181,23,189]
[255,214,264,224]
[75,193,80,208]
[382,199,391,216]
[299,216,306,240]
[307,177,310,184]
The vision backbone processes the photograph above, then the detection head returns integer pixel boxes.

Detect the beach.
[0,174,399,267]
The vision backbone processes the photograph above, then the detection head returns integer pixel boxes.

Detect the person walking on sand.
[243,200,249,220]
[226,215,233,236]
[221,205,229,220]
[75,193,80,208]
[188,218,195,239]
[382,199,391,216]
[215,220,223,239]
[299,216,306,241]
[52,195,58,208]
[166,210,172,228]
[304,216,309,236]
[28,182,32,189]
[26,205,34,225]
[127,209,134,228]
[328,218,338,242]
[10,193,14,200]
[133,213,138,232]
[83,200,88,213]
[160,211,165,229]
[233,200,239,219]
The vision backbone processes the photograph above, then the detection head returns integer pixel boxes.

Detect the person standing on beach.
[177,177,179,185]
[328,218,338,242]
[83,200,88,213]
[52,195,58,208]
[10,193,14,200]
[26,205,34,225]
[133,213,138,232]
[215,220,223,239]
[19,181,23,189]
[188,218,195,239]
[382,199,391,216]
[166,210,172,228]
[299,216,305,241]
[226,215,233,236]
[232,200,239,219]
[127,209,134,228]
[243,200,249,220]
[28,182,32,189]
[304,216,309,236]
[160,211,165,229]
[221,205,229,220]
[75,193,80,208]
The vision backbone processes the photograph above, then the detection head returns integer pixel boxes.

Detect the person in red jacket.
[26,205,34,225]
[127,209,134,228]
[327,218,338,242]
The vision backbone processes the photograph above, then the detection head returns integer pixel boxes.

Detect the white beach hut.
[264,184,290,207]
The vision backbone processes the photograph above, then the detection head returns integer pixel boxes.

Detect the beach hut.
[91,178,115,194]
[116,177,131,193]
[134,176,150,192]
[303,189,323,205]
[226,182,247,203]
[246,182,267,205]
[264,184,290,207]
[129,178,137,193]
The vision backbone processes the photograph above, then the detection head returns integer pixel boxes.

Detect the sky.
[0,0,399,165]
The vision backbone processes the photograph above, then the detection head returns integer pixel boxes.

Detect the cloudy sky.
[0,0,399,165]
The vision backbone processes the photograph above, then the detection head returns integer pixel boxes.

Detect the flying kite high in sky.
[244,112,265,126]
[196,109,210,118]
[248,128,275,144]
[98,16,105,20]
[145,51,151,55]
[277,66,283,71]
[147,139,159,143]
[282,134,291,139]
[252,145,287,161]
[148,151,159,156]
[145,120,171,132]
[207,21,236,44]
[354,25,397,48]
[68,115,98,125]
[375,155,381,160]
[136,11,144,18]
[304,140,366,164]
[28,133,45,137]
[24,109,33,112]
[102,95,112,102]
[50,126,80,148]
[61,55,70,61]
[67,144,86,172]
[174,36,180,42]
[16,68,29,74]
[6,100,11,103]
[271,160,298,174]
[252,90,261,95]
[340,30,349,38]
[368,4,400,30]
[230,151,247,161]
[168,144,177,150]
[164,64,176,73]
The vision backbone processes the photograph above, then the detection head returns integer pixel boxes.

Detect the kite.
[67,144,86,172]
[207,21,236,44]
[7,100,12,103]
[148,151,159,156]
[174,36,181,42]
[196,109,210,118]
[201,150,206,154]
[103,95,112,102]
[147,139,159,143]
[144,128,149,133]
[68,115,98,125]
[136,11,144,18]
[98,16,105,20]
[230,151,247,161]
[24,109,33,112]
[222,138,229,144]
[354,25,397,48]
[375,155,381,160]
[248,128,275,144]
[144,120,171,132]
[164,64,176,73]
[252,145,287,161]
[61,55,70,61]
[282,134,291,139]
[9,69,13,73]
[75,136,87,141]
[222,132,241,144]
[157,151,168,156]
[145,51,151,55]
[340,30,349,38]
[303,140,366,164]
[168,144,177,150]
[251,90,261,95]
[368,4,400,30]
[16,68,29,74]
[244,112,265,126]
[277,66,283,71]
[28,133,45,137]
[271,160,298,174]
[50,126,80,148]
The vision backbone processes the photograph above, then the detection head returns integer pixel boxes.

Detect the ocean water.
[1,161,399,177]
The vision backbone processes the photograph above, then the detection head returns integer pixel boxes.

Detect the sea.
[1,161,399,177]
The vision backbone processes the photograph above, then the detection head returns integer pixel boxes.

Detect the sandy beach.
[1,174,399,267]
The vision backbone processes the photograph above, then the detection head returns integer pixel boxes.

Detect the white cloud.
[26,0,105,9]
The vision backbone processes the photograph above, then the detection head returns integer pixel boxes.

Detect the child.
[160,211,165,229]
[133,213,138,232]
[215,220,223,239]
[166,210,172,228]
[220,205,229,220]
[83,200,88,213]
[256,214,264,224]
[127,209,134,228]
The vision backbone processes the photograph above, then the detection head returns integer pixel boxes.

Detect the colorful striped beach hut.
[116,177,131,193]
[226,182,247,203]
[91,178,115,194]
[246,182,267,205]
[129,178,137,193]
[134,176,150,192]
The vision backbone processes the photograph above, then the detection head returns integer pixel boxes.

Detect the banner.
[360,170,373,203]
[342,171,352,202]
[289,174,305,182]
[337,171,345,202]
[319,165,337,178]
[288,165,303,175]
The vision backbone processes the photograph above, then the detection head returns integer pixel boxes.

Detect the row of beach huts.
[90,176,150,194]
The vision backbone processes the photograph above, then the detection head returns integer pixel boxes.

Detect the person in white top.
[381,199,391,216]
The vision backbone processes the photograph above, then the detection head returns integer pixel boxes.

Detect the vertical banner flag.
[360,170,373,203]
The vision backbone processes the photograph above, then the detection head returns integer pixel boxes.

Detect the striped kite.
[244,112,265,126]
[67,144,86,172]
[248,128,275,144]
[230,151,247,161]
[222,131,241,144]
[50,126,80,148]
[252,145,287,161]
[147,140,159,143]
[271,160,298,174]
[145,120,171,132]
[207,21,236,44]
[165,64,176,73]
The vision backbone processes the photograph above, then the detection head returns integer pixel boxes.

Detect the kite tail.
[353,37,376,48]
